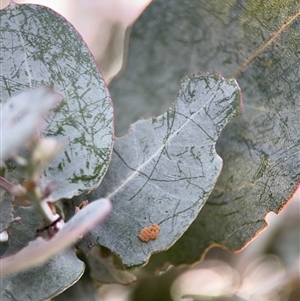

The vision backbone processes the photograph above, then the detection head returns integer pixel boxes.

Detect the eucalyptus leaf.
[1,199,111,276]
[110,0,245,136]
[0,205,84,301]
[78,72,241,268]
[52,271,98,301]
[0,194,13,233]
[111,0,300,269]
[1,249,84,301]
[0,2,114,200]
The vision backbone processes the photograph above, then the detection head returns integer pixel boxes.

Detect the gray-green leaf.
[1,249,84,301]
[78,72,241,268]
[0,206,84,301]
[52,271,98,301]
[1,199,111,276]
[0,195,13,233]
[0,2,114,200]
[116,0,300,270]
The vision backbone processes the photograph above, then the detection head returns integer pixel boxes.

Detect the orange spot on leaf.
[138,223,160,242]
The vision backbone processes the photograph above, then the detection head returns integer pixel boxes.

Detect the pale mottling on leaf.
[125,0,300,270]
[0,2,114,200]
[77,72,241,268]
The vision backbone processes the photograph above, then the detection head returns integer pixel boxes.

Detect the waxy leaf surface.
[0,199,111,300]
[0,2,114,200]
[1,249,84,301]
[110,0,300,268]
[78,72,241,268]
[0,206,84,301]
[0,195,13,233]
[1,199,111,276]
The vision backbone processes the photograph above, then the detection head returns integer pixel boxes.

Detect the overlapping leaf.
[0,2,114,200]
[110,0,300,269]
[0,199,111,300]
[1,250,84,301]
[0,88,62,162]
[0,206,84,301]
[1,199,111,276]
[52,272,98,301]
[0,195,13,233]
[77,72,241,268]
[87,245,137,285]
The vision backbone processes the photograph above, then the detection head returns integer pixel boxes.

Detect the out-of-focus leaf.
[1,249,84,301]
[0,88,62,161]
[77,72,241,268]
[52,270,98,301]
[1,198,111,276]
[110,0,245,136]
[237,255,286,300]
[271,190,300,267]
[0,194,13,233]
[0,2,114,200]
[0,205,84,301]
[170,260,239,301]
[110,0,300,269]
[88,245,136,285]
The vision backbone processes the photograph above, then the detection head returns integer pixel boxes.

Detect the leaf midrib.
[231,10,300,78]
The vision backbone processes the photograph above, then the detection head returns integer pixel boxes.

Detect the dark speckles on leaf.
[251,153,270,185]
[70,168,105,183]
[74,133,87,146]
[84,72,241,267]
[57,162,63,171]
[64,151,71,163]
[0,2,113,200]
[47,124,65,136]
[93,163,105,177]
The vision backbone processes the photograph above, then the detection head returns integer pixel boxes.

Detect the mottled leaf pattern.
[109,0,300,269]
[0,2,114,200]
[77,72,241,268]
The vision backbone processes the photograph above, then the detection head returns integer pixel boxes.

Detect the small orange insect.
[138,223,160,242]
